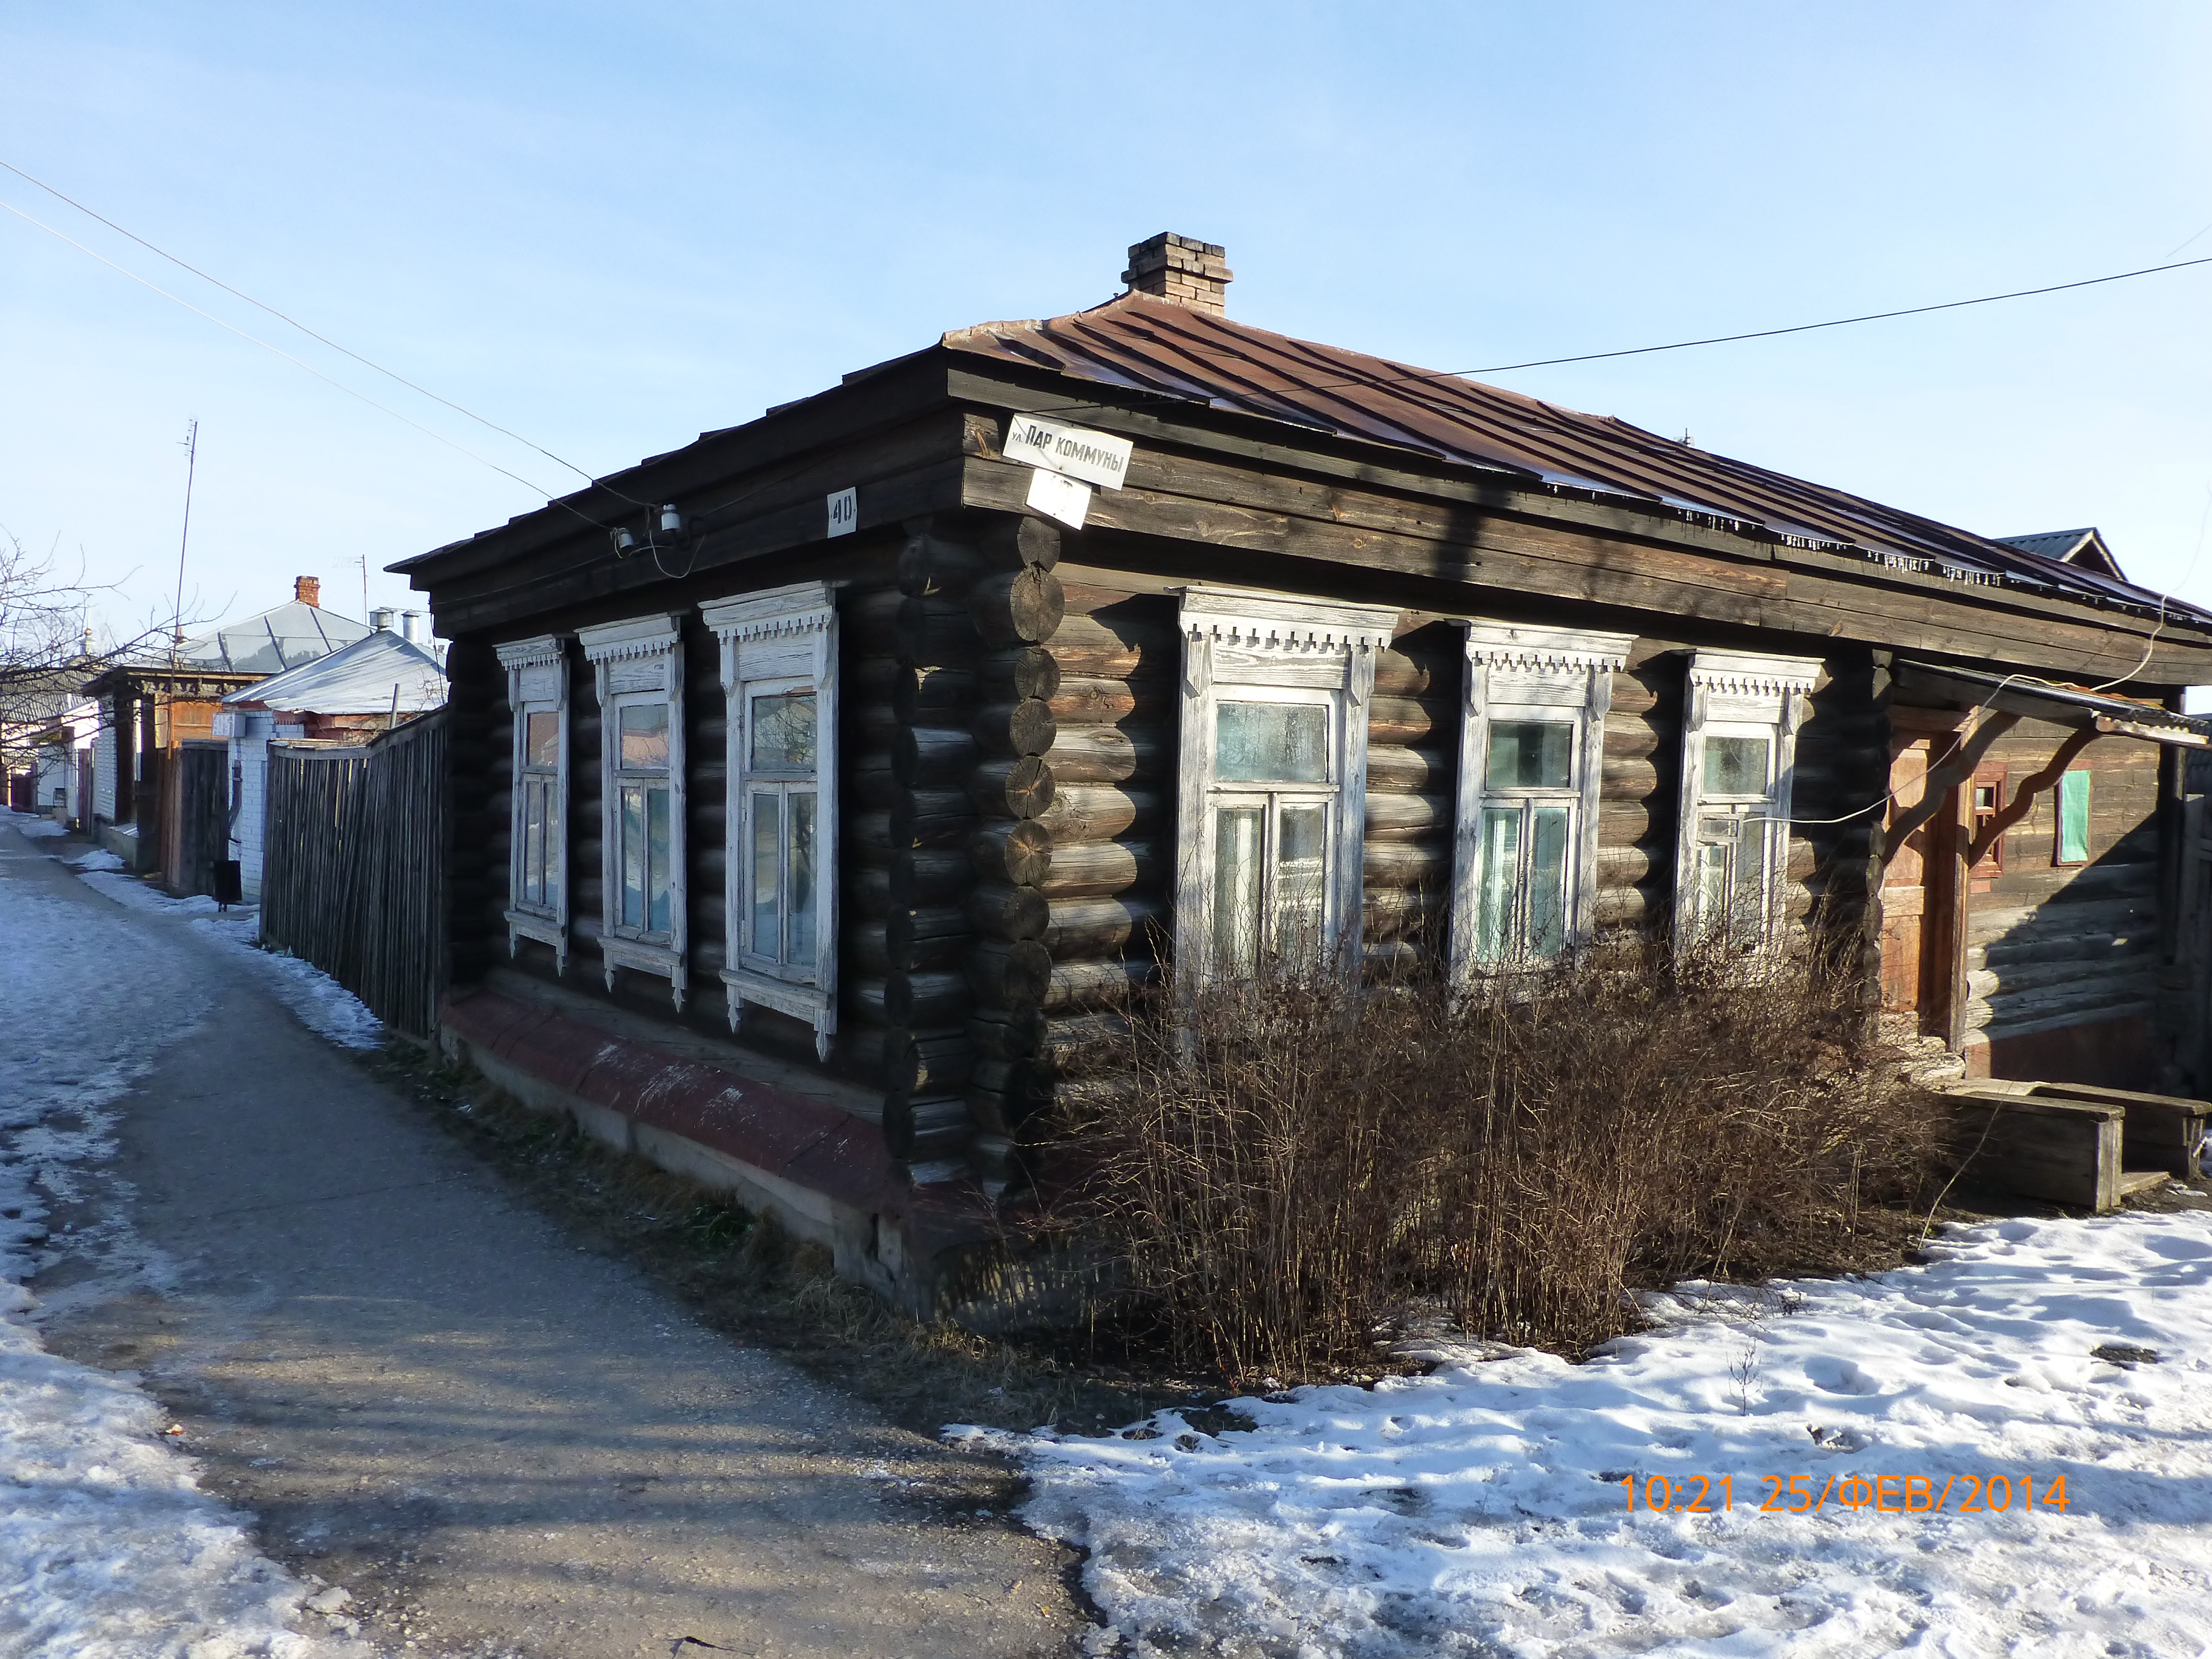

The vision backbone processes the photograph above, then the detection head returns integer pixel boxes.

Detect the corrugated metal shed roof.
[942,294,2206,624]
[221,630,445,715]
[177,600,370,674]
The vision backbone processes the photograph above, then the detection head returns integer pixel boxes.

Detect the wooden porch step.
[1943,1084,2125,1211]
[2116,1169,2172,1199]
[2008,1082,2209,1183]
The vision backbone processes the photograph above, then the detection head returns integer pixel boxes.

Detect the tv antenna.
[171,418,198,664]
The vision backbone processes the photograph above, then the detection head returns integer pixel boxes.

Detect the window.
[1451,621,1633,974]
[1673,650,1823,950]
[2056,768,2091,865]
[703,582,839,1056]
[615,703,674,932]
[1175,588,1399,980]
[579,614,687,1007]
[495,634,570,969]
[1970,765,2006,874]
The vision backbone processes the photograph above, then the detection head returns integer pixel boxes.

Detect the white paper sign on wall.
[826,487,858,538]
[1004,415,1132,491]
[1025,466,1092,530]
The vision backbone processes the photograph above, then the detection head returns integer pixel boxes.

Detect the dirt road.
[7,824,1084,1658]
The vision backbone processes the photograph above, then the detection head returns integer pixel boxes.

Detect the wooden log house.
[398,234,2212,1316]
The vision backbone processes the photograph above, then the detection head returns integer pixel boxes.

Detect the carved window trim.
[1451,621,1635,975]
[1674,649,1824,949]
[702,581,840,1059]
[496,633,570,971]
[1174,587,1399,981]
[579,613,688,1009]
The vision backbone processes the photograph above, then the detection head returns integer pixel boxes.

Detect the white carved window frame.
[1451,621,1635,976]
[1673,648,1824,949]
[497,633,571,971]
[578,613,688,1008]
[1174,587,1399,981]
[703,581,840,1059]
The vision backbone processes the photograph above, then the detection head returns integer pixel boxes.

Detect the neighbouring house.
[82,577,370,891]
[26,699,100,826]
[392,233,2212,1315]
[1996,527,2128,583]
[3,655,98,814]
[217,611,446,900]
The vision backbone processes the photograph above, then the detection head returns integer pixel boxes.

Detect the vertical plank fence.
[263,710,447,1037]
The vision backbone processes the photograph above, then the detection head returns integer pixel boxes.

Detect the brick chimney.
[1122,233,1232,315]
[295,576,320,607]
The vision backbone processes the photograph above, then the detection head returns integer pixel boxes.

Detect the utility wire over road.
[8,153,2212,509]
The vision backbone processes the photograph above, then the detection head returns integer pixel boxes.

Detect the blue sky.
[5,2,2211,657]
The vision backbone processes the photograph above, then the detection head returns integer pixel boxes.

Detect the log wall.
[1965,720,2164,1080]
[1363,622,1459,976]
[1596,641,1878,941]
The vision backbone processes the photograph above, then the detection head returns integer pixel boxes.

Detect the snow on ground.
[69,868,383,1050]
[188,912,385,1052]
[1,825,371,1655]
[64,846,127,871]
[975,1210,2212,1658]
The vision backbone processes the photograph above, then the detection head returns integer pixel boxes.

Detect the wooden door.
[1881,722,1968,1041]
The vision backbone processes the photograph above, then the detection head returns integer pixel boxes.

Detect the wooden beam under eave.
[959,456,2212,685]
[424,455,970,638]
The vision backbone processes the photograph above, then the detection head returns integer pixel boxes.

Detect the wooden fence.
[263,710,446,1037]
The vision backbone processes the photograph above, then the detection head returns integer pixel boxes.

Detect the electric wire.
[0,198,621,535]
[1027,254,2212,428]
[0,157,651,512]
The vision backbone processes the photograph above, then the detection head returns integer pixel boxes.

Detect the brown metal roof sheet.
[943,294,2206,625]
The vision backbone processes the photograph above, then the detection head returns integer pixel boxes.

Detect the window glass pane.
[1213,805,1263,975]
[647,788,672,933]
[1696,845,1728,933]
[621,785,646,928]
[526,711,560,769]
[523,782,546,906]
[2058,770,2091,863]
[1528,807,1570,958]
[751,790,780,956]
[544,783,562,896]
[750,691,816,773]
[1704,735,1770,796]
[790,792,818,967]
[620,702,669,770]
[1696,816,1733,933]
[1275,802,1329,961]
[1732,818,1768,937]
[1485,720,1573,791]
[1216,703,1328,783]
[1475,806,1520,963]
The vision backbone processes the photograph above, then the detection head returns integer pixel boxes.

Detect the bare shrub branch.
[1040,931,1947,1385]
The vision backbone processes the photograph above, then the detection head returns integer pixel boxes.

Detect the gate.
[175,742,230,897]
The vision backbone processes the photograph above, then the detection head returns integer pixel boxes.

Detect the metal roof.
[175,600,370,674]
[1996,528,2099,562]
[942,294,2209,625]
[1995,527,2125,583]
[221,629,446,716]
[1893,659,2211,745]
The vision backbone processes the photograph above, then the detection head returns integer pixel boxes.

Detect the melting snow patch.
[77,868,225,916]
[63,847,126,871]
[2,859,364,1653]
[189,913,384,1051]
[69,869,382,1049]
[971,1210,2212,1656]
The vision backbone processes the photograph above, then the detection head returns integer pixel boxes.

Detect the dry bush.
[1040,932,1944,1384]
